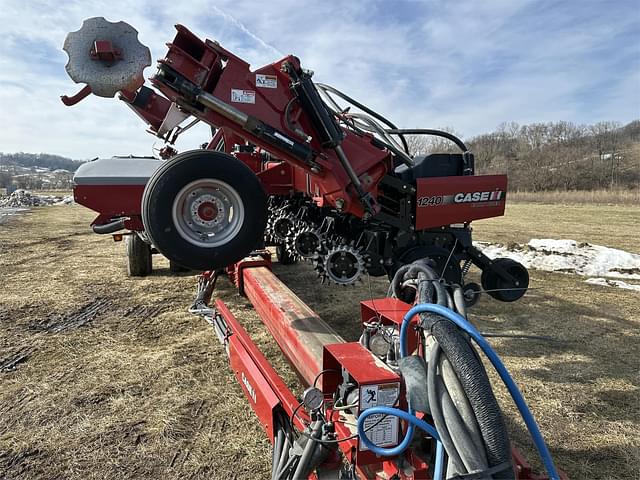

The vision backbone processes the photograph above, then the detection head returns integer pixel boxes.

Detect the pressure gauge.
[302,387,324,411]
[369,333,389,357]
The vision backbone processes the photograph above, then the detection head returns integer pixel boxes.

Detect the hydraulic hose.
[388,265,498,477]
[452,285,467,319]
[401,304,561,480]
[291,420,322,479]
[429,345,489,474]
[314,83,410,154]
[272,427,285,480]
[427,344,466,474]
[440,355,486,454]
[92,217,127,234]
[384,128,468,153]
[415,280,514,478]
[357,406,444,479]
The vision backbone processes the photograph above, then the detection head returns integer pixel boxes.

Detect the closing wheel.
[126,233,152,277]
[142,150,267,271]
[481,258,529,302]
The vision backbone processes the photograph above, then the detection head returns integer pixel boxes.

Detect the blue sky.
[0,0,638,159]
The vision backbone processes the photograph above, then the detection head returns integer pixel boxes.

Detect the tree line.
[408,120,639,191]
[0,152,83,172]
[0,153,80,190]
[1,120,638,192]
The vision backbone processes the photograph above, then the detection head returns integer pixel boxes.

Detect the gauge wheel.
[481,258,529,302]
[142,150,267,271]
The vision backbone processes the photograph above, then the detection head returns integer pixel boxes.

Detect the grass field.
[0,202,638,479]
[508,189,640,206]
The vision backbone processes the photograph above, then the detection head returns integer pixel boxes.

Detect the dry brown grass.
[509,189,640,206]
[0,203,638,479]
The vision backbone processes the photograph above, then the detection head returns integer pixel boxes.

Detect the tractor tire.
[481,258,529,302]
[142,150,267,271]
[126,233,152,277]
[169,260,189,273]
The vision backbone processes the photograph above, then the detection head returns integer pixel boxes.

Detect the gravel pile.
[0,189,73,207]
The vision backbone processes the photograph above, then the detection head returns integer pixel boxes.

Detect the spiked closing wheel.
[323,245,366,285]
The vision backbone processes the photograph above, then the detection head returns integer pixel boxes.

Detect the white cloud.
[0,0,637,159]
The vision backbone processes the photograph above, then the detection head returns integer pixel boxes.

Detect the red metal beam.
[242,266,344,386]
[214,299,306,439]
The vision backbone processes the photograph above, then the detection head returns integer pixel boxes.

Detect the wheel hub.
[295,231,321,258]
[191,196,222,227]
[172,179,244,248]
[272,216,295,241]
[323,245,366,285]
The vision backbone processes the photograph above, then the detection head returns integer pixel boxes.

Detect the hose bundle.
[389,261,514,479]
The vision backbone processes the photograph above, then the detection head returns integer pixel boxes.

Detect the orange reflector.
[112,234,123,242]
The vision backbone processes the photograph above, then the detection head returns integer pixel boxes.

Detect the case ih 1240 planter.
[62,18,563,480]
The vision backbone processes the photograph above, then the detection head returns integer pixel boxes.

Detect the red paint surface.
[415,175,508,229]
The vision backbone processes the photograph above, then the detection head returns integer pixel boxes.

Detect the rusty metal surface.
[243,266,344,385]
[63,17,151,97]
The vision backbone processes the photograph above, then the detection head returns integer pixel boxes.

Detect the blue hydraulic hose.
[356,307,446,479]
[400,303,561,480]
[357,406,444,479]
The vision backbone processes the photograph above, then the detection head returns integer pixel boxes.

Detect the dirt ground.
[0,202,638,479]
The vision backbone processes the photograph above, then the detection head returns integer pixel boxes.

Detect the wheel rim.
[171,179,245,248]
[295,231,321,258]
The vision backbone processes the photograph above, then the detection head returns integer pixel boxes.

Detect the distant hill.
[409,120,640,191]
[2,120,638,192]
[0,153,84,172]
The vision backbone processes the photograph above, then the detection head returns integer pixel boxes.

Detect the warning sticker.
[256,74,277,89]
[231,89,256,104]
[359,383,400,451]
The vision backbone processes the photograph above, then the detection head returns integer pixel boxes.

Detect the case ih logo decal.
[455,190,504,203]
[418,190,504,207]
[241,371,257,403]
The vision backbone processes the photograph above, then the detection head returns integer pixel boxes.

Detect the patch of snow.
[0,207,30,224]
[584,278,640,292]
[55,195,74,205]
[476,238,640,281]
[0,189,73,208]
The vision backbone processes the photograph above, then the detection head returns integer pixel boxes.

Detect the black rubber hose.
[439,358,489,473]
[314,83,410,154]
[440,355,486,457]
[419,290,513,476]
[414,265,513,478]
[92,217,127,234]
[272,426,285,480]
[276,435,290,479]
[428,343,466,474]
[385,128,468,153]
[392,261,512,476]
